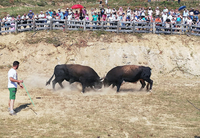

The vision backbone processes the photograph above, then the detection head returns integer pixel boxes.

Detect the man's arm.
[10,77,23,88]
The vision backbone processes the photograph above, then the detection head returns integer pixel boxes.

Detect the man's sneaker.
[9,110,16,116]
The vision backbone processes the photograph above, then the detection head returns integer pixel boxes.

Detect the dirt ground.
[0,31,200,137]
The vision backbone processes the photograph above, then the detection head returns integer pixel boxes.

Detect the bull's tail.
[46,74,55,86]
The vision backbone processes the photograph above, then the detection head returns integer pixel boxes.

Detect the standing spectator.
[165,17,171,31]
[92,12,98,26]
[163,7,168,13]
[126,7,131,18]
[117,7,123,20]
[52,11,57,19]
[148,7,153,19]
[64,8,69,19]
[106,7,111,19]
[155,7,160,17]
[100,5,105,17]
[58,8,64,19]
[189,8,194,20]
[2,16,8,31]
[99,0,102,8]
[105,0,108,7]
[74,11,79,20]
[112,8,116,15]
[6,14,12,31]
[7,61,23,115]
[21,13,28,28]
[162,12,168,23]
[82,7,87,17]
[79,10,84,20]
[183,9,189,17]
[48,9,53,17]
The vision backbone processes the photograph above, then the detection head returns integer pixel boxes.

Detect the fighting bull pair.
[46,64,153,93]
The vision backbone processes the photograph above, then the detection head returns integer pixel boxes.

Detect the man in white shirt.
[8,61,23,115]
[106,7,111,19]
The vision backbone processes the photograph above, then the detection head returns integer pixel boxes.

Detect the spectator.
[92,12,98,26]
[126,7,131,18]
[85,13,89,21]
[64,8,69,19]
[118,7,123,20]
[183,9,189,17]
[155,7,160,17]
[155,16,162,31]
[2,16,8,31]
[106,7,111,19]
[163,7,168,13]
[194,8,199,21]
[112,8,116,15]
[6,14,12,31]
[100,5,105,17]
[21,13,28,28]
[176,14,182,25]
[48,9,53,17]
[162,12,168,23]
[105,0,108,7]
[38,11,45,27]
[148,7,153,19]
[82,7,87,17]
[102,13,107,21]
[165,17,171,31]
[52,11,57,19]
[28,10,34,27]
[58,8,64,19]
[74,11,79,20]
[187,16,193,26]
[99,0,102,8]
[79,10,84,20]
[189,8,194,20]
[46,12,52,24]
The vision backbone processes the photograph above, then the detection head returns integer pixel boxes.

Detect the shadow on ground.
[14,103,31,113]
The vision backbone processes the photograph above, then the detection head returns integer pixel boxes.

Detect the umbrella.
[71,4,84,9]
[178,5,186,11]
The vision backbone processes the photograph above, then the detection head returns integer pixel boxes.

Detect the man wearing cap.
[28,10,34,27]
[58,8,64,19]
[64,8,69,19]
[48,9,53,17]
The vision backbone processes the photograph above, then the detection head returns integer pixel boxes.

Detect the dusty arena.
[0,31,200,137]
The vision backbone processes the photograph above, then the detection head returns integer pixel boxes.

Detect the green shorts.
[8,88,17,100]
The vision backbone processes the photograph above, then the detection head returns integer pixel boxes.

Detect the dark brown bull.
[103,65,153,92]
[46,64,102,93]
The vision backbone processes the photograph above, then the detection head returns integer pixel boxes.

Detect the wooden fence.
[0,19,200,36]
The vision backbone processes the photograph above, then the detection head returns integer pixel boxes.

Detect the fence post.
[50,18,53,30]
[117,21,120,34]
[153,21,155,34]
[15,20,18,33]
[83,19,86,31]
[64,19,68,32]
[101,21,104,31]
[132,22,135,33]
[33,19,36,31]
[189,24,192,35]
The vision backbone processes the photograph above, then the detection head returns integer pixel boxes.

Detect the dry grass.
[0,77,200,137]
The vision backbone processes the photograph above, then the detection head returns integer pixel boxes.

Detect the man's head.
[13,61,20,69]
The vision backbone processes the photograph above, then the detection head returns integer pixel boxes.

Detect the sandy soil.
[0,31,200,137]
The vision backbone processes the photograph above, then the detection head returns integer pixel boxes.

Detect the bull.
[103,65,153,92]
[46,64,102,93]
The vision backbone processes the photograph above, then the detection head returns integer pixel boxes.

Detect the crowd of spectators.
[1,5,200,32]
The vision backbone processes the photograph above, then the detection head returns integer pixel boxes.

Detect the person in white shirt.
[38,11,45,27]
[126,7,131,17]
[21,13,29,28]
[187,16,193,25]
[8,61,23,115]
[162,12,168,23]
[155,7,160,17]
[106,7,111,19]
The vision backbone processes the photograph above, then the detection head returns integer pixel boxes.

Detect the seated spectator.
[102,13,107,21]
[182,15,188,24]
[165,17,171,31]
[155,16,162,31]
[46,13,52,24]
[155,7,160,17]
[176,14,182,25]
[126,7,131,18]
[112,8,116,15]
[183,9,189,17]
[100,5,105,17]
[147,7,153,19]
[16,15,21,29]
[162,12,168,23]
[117,7,123,20]
[82,7,87,17]
[2,16,8,31]
[21,13,29,28]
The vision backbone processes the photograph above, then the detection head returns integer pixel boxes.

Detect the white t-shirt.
[106,9,111,15]
[8,68,17,88]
